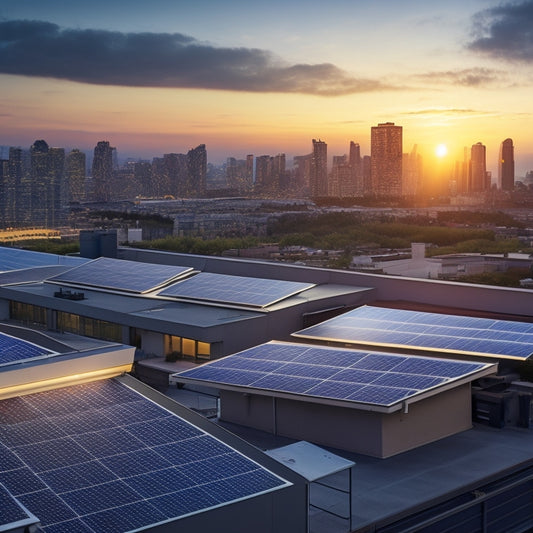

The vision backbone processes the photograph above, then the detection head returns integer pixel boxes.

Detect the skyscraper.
[187,144,207,196]
[469,142,487,192]
[310,139,328,197]
[499,138,515,191]
[65,149,86,203]
[370,122,403,197]
[29,140,64,227]
[92,141,114,202]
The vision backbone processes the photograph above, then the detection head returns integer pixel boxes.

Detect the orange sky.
[1,1,533,176]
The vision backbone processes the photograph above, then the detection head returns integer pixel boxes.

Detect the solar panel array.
[0,332,55,367]
[293,305,533,360]
[0,483,34,528]
[0,248,88,272]
[47,257,193,294]
[176,342,492,407]
[158,272,315,308]
[0,379,289,533]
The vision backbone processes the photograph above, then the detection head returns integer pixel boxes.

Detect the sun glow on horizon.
[435,144,448,158]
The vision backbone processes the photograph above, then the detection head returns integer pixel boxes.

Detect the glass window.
[10,301,47,326]
[182,338,196,357]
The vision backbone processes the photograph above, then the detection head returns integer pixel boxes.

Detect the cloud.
[401,108,482,116]
[0,19,392,96]
[415,68,502,87]
[468,1,533,61]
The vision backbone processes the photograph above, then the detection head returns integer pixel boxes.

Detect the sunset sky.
[1,0,533,176]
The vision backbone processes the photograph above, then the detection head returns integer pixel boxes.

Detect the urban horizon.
[1,126,531,180]
[2,1,533,177]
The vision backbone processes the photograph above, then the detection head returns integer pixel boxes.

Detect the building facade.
[470,142,487,192]
[310,139,328,197]
[92,141,114,202]
[370,122,403,197]
[499,138,515,191]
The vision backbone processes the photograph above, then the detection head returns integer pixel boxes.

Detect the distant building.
[499,138,515,191]
[310,139,328,197]
[226,156,253,193]
[30,140,64,227]
[349,141,363,195]
[370,122,403,197]
[187,144,207,196]
[469,142,487,192]
[65,148,86,203]
[402,144,422,196]
[92,141,114,202]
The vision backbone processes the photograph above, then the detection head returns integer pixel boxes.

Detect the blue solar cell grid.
[0,248,88,272]
[0,379,289,533]
[176,342,491,407]
[47,257,193,294]
[0,483,34,527]
[159,272,315,307]
[0,332,55,367]
[292,305,533,360]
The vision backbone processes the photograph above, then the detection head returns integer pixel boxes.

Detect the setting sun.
[435,144,448,158]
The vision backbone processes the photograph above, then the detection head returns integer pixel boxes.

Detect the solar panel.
[47,257,193,294]
[0,331,56,367]
[0,248,88,272]
[0,379,290,532]
[0,483,34,527]
[175,342,493,408]
[292,305,533,360]
[158,272,315,308]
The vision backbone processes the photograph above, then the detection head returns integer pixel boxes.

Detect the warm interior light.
[0,364,132,400]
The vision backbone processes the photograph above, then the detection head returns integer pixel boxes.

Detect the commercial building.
[370,122,403,197]
[470,142,488,192]
[310,139,328,197]
[0,324,306,533]
[1,244,533,532]
[499,138,515,191]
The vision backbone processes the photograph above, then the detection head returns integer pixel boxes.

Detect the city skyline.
[1,1,533,175]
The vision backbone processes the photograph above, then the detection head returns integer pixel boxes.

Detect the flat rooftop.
[166,385,533,533]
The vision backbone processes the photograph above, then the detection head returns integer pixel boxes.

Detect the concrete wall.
[120,248,533,318]
[381,384,472,458]
[219,385,475,458]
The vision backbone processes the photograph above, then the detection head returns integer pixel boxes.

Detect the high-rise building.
[469,142,487,192]
[92,141,114,202]
[310,139,328,197]
[499,138,515,191]
[370,122,403,197]
[187,144,207,196]
[29,140,64,228]
[402,145,422,197]
[348,141,362,195]
[65,149,86,203]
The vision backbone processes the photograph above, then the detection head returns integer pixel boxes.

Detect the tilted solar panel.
[175,342,494,408]
[0,379,289,532]
[46,257,193,294]
[158,272,315,308]
[292,305,533,360]
[0,483,34,527]
[0,332,55,367]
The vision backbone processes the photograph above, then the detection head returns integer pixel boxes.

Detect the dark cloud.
[0,19,391,96]
[415,68,502,87]
[468,1,533,61]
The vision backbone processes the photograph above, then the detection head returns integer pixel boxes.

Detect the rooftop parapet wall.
[120,248,533,319]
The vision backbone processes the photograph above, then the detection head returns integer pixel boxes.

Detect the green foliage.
[16,240,80,255]
[436,210,525,228]
[458,268,531,288]
[135,235,263,255]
